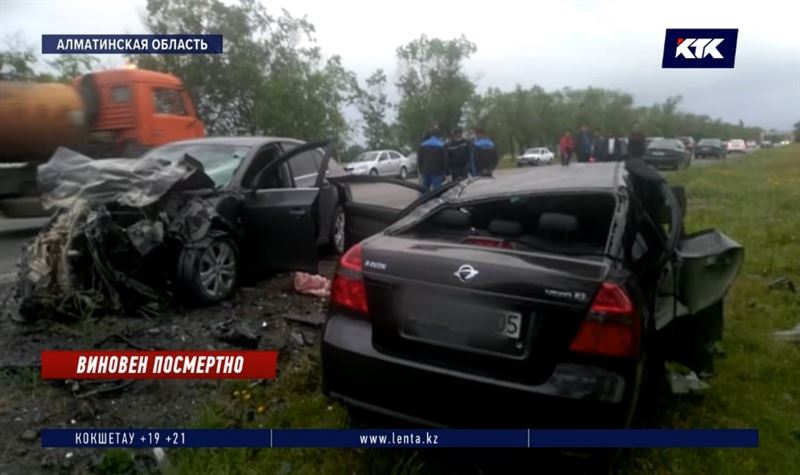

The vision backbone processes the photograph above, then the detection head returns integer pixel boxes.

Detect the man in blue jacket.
[471,128,499,177]
[417,128,448,192]
[576,125,593,163]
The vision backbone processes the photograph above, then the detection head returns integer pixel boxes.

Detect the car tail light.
[462,237,514,249]
[569,282,640,358]
[330,243,368,316]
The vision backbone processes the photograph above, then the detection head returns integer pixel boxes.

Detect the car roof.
[455,162,627,201]
[154,136,304,148]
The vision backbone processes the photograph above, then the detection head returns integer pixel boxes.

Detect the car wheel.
[369,168,378,177]
[178,234,239,305]
[399,166,408,180]
[327,205,346,255]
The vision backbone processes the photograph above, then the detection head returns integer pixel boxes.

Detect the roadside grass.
[170,146,800,474]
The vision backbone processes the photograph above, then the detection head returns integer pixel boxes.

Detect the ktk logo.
[662,29,738,68]
[675,38,724,59]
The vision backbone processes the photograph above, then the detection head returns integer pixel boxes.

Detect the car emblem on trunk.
[454,264,479,283]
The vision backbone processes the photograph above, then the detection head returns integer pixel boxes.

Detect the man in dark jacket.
[446,127,471,181]
[471,128,498,177]
[628,123,646,159]
[418,129,448,192]
[593,130,609,162]
[576,126,593,163]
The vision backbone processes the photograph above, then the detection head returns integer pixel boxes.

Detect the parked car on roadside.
[695,138,727,159]
[516,147,554,166]
[19,138,353,319]
[677,136,696,157]
[645,137,664,148]
[343,150,411,179]
[405,152,418,177]
[746,140,758,150]
[643,138,691,170]
[727,139,747,155]
[322,161,742,428]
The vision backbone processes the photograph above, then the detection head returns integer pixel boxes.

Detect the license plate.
[406,309,524,340]
[651,151,665,156]
[495,312,522,339]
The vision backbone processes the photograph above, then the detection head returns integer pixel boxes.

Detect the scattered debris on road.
[668,369,710,395]
[774,323,800,344]
[283,313,325,328]
[211,319,261,348]
[293,272,331,298]
[767,276,797,293]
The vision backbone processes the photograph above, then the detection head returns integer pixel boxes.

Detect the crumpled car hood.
[37,147,216,210]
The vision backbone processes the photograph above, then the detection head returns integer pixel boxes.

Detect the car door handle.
[288,208,307,217]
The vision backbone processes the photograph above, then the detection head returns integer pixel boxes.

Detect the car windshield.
[525,148,538,154]
[648,139,679,149]
[144,143,251,187]
[698,139,721,146]
[353,152,380,163]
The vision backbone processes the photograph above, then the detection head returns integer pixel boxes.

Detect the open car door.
[327,175,430,249]
[241,141,332,274]
[624,159,744,373]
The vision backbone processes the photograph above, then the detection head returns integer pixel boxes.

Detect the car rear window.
[395,192,617,256]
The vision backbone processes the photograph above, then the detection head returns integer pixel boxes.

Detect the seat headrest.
[539,213,578,233]
[435,209,470,228]
[489,219,523,237]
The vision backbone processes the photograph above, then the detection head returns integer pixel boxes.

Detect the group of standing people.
[558,124,647,165]
[417,123,499,192]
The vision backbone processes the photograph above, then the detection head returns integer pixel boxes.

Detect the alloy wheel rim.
[333,212,346,253]
[199,241,236,298]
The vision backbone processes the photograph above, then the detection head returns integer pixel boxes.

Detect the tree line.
[1,0,782,160]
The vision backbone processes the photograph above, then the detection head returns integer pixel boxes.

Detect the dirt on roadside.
[0,261,335,474]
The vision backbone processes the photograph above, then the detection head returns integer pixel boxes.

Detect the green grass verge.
[169,146,800,475]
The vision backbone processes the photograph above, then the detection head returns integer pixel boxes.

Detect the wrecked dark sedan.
[321,161,743,428]
[17,138,349,319]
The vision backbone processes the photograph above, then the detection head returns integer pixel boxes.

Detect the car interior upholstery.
[400,193,616,255]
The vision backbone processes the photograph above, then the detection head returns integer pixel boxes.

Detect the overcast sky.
[2,0,798,131]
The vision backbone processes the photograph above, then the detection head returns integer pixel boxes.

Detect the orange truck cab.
[0,68,205,217]
[77,68,205,157]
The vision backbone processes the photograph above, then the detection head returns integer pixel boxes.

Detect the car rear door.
[328,175,428,248]
[240,141,331,273]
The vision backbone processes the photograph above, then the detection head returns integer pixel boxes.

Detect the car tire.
[369,169,378,177]
[399,166,408,180]
[177,233,239,305]
[326,205,346,255]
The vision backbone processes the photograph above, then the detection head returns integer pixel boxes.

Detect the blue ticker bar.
[41,428,759,449]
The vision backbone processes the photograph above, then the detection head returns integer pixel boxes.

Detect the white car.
[516,147,554,166]
[343,150,411,179]
[727,139,747,154]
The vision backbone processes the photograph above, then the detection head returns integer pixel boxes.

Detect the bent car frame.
[16,138,351,319]
[321,160,743,428]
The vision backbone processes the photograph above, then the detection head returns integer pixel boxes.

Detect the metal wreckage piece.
[15,147,226,320]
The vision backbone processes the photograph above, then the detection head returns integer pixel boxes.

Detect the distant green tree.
[355,69,393,149]
[130,0,356,141]
[47,54,99,81]
[395,35,477,147]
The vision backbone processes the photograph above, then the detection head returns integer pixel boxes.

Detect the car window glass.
[152,88,187,115]
[144,143,250,187]
[289,150,319,180]
[111,85,131,103]
[379,153,389,162]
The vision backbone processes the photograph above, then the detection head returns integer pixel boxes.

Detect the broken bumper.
[321,315,632,428]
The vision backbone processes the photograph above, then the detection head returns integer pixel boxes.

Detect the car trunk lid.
[360,236,611,382]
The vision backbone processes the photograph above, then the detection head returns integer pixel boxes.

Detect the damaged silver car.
[16,139,350,319]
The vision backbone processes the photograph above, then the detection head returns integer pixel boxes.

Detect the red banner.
[40,350,278,380]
